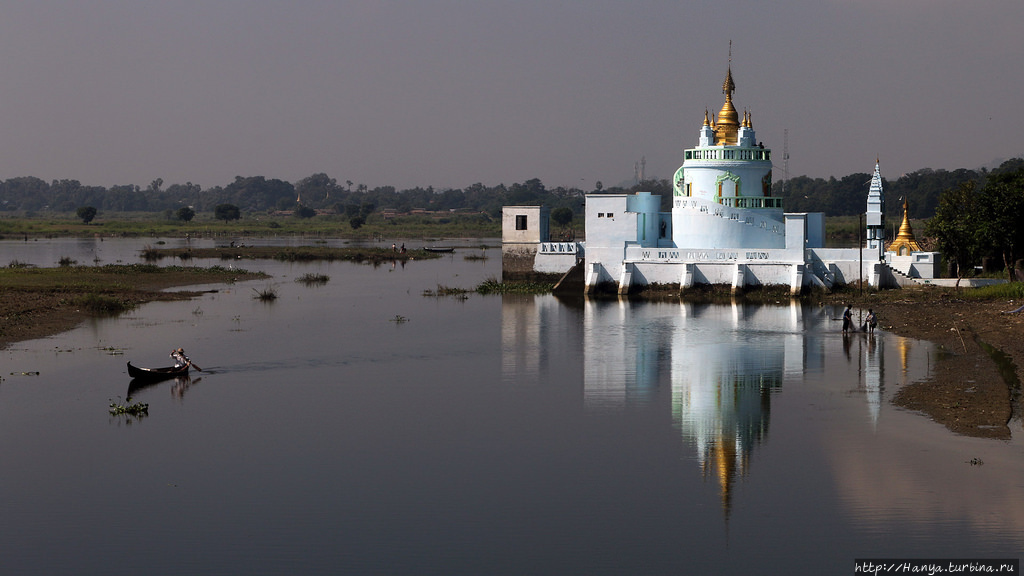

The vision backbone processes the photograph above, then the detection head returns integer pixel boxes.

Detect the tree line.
[1,159,1021,225]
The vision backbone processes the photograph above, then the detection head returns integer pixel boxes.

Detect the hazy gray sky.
[1,0,1021,191]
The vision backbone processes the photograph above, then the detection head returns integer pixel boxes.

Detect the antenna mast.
[782,128,790,196]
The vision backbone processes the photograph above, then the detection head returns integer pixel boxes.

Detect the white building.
[502,61,939,293]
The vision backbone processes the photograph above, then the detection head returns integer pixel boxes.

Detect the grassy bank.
[0,212,501,240]
[140,245,453,264]
[0,264,268,349]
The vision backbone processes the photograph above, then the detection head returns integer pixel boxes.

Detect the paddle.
[188,360,202,372]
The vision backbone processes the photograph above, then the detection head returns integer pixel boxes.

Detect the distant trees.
[294,205,316,219]
[175,206,195,222]
[926,165,1024,282]
[925,182,982,285]
[976,168,1024,280]
[295,173,339,205]
[76,206,97,224]
[551,206,574,228]
[215,203,241,222]
[0,159,1021,238]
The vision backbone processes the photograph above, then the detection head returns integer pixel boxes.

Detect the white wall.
[502,206,549,243]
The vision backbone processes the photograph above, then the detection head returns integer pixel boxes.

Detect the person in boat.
[171,347,190,368]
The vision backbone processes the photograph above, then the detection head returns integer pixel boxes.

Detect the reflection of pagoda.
[499,295,928,521]
[674,371,778,517]
[669,303,788,518]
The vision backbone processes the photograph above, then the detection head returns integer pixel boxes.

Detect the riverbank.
[0,265,267,350]
[824,287,1023,439]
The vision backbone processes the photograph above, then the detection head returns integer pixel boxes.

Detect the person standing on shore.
[866,309,877,333]
[842,305,853,333]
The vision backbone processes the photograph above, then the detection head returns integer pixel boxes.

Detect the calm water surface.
[1,238,1022,575]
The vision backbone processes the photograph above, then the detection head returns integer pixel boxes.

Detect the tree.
[76,206,97,224]
[925,182,982,286]
[215,203,241,222]
[294,205,316,219]
[551,206,574,228]
[176,206,195,222]
[295,173,338,206]
[977,168,1024,281]
[349,215,365,229]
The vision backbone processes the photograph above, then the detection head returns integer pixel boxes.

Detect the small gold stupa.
[887,199,924,256]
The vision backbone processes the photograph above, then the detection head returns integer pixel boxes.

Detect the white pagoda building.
[502,58,939,293]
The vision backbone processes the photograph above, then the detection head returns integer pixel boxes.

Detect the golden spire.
[887,198,924,255]
[722,66,735,97]
[715,42,740,145]
[722,40,736,98]
[704,108,710,126]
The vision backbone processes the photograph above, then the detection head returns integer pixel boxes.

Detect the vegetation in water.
[141,245,446,264]
[423,284,470,298]
[74,293,135,315]
[253,286,278,301]
[296,273,330,285]
[475,277,555,295]
[109,396,148,416]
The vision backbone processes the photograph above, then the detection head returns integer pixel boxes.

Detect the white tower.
[865,159,885,259]
[670,57,782,250]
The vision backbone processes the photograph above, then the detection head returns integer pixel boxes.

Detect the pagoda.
[887,199,924,256]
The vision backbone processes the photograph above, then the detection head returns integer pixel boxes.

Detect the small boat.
[423,247,455,253]
[127,361,189,381]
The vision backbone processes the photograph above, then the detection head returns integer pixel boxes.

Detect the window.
[515,215,527,230]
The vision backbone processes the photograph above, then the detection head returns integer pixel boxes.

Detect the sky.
[1,0,1022,192]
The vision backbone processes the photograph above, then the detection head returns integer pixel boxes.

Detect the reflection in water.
[171,375,200,400]
[502,297,937,519]
[501,293,584,385]
[669,303,787,518]
[127,375,199,401]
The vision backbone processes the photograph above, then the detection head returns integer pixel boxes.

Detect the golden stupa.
[714,65,740,145]
[887,198,924,256]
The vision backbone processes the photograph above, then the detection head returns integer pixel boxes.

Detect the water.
[1,238,1022,575]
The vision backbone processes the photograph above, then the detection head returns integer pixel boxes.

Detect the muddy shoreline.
[0,266,266,351]
[824,289,1023,439]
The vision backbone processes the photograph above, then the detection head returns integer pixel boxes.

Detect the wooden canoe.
[127,361,189,381]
